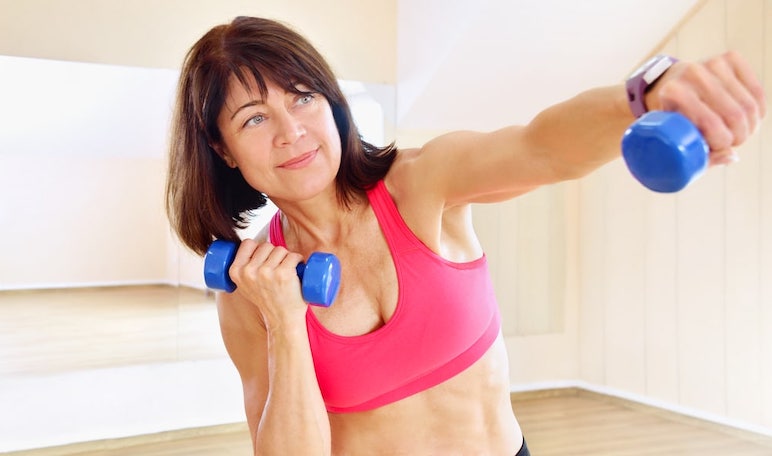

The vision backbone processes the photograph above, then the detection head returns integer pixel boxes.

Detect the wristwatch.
[625,54,678,118]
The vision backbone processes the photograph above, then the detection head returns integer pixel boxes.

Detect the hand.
[645,51,767,166]
[228,239,308,330]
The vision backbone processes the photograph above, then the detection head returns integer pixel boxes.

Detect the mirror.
[0,54,395,452]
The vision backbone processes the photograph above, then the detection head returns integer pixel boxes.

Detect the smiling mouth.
[278,149,318,169]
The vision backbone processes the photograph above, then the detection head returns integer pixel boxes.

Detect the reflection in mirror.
[0,55,393,452]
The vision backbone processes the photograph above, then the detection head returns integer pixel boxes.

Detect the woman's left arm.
[405,51,765,206]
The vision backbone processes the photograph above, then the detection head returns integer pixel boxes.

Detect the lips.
[278,148,318,169]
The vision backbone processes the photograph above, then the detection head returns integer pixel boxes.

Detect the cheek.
[227,141,272,181]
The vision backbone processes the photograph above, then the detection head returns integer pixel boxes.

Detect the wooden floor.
[0,286,225,376]
[514,390,772,455]
[2,286,772,455]
[9,389,772,456]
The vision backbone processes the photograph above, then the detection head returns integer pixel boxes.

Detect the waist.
[327,336,522,455]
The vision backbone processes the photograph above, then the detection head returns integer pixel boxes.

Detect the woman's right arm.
[216,248,331,455]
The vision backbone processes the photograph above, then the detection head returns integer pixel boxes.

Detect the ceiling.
[396,0,702,131]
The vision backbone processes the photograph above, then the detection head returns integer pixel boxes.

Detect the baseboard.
[0,423,249,456]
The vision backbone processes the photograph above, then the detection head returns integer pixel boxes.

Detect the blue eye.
[298,93,315,105]
[244,114,265,127]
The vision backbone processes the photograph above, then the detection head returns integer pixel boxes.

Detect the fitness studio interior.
[1,0,771,455]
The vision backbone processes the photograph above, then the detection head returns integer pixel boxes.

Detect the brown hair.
[166,16,397,255]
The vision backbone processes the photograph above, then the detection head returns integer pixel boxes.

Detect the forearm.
[524,84,634,180]
[256,327,330,455]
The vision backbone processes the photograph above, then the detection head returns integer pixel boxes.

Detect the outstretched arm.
[399,51,766,207]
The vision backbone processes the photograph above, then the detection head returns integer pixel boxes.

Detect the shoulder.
[383,146,437,209]
[385,131,482,199]
[385,132,474,207]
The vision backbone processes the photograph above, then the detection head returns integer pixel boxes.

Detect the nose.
[274,110,306,147]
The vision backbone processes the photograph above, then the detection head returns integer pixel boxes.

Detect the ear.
[211,143,238,169]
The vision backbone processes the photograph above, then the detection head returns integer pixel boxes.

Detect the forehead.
[224,69,311,104]
[218,74,275,118]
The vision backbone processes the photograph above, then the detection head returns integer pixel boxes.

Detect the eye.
[243,114,265,127]
[297,93,316,105]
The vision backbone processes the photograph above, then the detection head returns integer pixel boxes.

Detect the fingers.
[229,239,304,293]
[703,52,762,141]
[724,50,767,119]
[652,51,766,163]
[659,82,736,152]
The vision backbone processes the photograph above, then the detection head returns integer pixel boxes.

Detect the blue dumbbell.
[203,239,341,307]
[621,111,709,193]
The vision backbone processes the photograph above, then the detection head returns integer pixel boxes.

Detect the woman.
[166,16,765,455]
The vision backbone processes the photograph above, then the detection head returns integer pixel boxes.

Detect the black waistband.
[516,437,530,456]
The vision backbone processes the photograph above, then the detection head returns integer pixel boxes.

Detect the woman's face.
[215,75,342,203]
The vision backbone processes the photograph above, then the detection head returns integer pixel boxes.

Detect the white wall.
[577,0,772,434]
[0,57,176,289]
[396,0,700,133]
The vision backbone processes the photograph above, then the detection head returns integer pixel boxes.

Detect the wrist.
[265,311,308,334]
[625,55,678,117]
[266,319,310,346]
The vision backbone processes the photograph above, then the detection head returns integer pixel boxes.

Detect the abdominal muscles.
[327,334,522,455]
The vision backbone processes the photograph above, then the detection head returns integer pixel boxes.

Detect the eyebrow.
[229,99,264,121]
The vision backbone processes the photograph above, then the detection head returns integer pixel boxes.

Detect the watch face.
[627,54,677,118]
[631,55,661,78]
[643,56,675,84]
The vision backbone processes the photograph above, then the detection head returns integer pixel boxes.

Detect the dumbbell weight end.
[621,111,709,193]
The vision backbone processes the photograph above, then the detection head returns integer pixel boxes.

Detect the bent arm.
[217,292,331,456]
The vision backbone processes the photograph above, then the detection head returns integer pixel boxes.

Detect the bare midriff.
[327,335,522,456]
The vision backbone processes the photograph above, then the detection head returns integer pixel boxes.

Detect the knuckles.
[229,244,303,290]
[655,52,763,152]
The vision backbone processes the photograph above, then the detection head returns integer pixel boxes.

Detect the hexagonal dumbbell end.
[622,111,709,193]
[297,252,341,307]
[204,239,238,293]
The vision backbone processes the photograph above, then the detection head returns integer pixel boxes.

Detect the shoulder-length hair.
[166,16,397,256]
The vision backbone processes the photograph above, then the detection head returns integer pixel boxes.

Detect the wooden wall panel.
[577,159,611,385]
[724,0,765,426]
[672,0,728,416]
[643,20,681,407]
[602,160,648,394]
[577,0,772,434]
[761,0,772,431]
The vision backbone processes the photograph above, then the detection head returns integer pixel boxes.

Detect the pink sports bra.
[269,179,501,413]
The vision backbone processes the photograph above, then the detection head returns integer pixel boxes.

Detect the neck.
[272,189,367,254]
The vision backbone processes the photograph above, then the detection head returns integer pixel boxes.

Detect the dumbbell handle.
[622,111,709,193]
[203,239,341,307]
